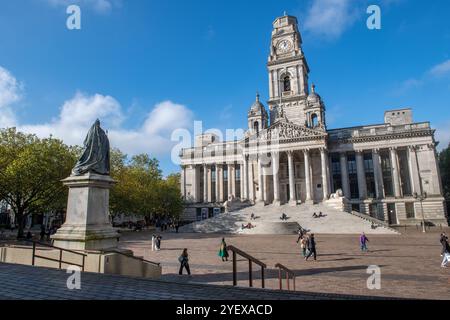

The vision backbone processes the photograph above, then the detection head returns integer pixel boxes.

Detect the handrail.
[275,263,296,291]
[28,240,87,271]
[105,249,161,267]
[227,245,266,289]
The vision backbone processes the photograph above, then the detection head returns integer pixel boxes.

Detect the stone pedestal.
[51,173,120,251]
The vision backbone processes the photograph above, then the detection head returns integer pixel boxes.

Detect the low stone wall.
[0,246,161,279]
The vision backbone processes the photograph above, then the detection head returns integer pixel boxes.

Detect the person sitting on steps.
[312,212,318,218]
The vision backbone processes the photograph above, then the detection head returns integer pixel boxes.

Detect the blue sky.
[0,0,449,175]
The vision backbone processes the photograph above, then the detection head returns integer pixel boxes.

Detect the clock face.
[277,39,292,53]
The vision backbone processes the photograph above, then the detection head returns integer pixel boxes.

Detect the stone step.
[180,203,399,235]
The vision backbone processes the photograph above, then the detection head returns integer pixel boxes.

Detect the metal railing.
[105,249,160,266]
[29,241,87,271]
[227,245,266,288]
[275,263,296,291]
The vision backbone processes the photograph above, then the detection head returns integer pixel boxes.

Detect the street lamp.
[412,145,427,233]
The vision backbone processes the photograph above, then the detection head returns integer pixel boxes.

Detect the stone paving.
[119,227,450,300]
[0,262,385,300]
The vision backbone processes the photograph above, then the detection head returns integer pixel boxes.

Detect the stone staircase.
[180,202,399,235]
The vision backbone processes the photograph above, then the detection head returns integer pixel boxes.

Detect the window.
[381,151,394,197]
[347,154,359,199]
[311,114,319,128]
[283,76,291,92]
[364,153,376,198]
[331,154,342,193]
[253,121,259,134]
[405,202,415,219]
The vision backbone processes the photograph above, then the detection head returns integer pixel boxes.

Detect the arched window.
[311,114,319,128]
[254,121,259,134]
[283,76,291,92]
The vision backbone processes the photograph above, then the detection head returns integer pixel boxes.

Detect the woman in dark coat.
[179,248,191,275]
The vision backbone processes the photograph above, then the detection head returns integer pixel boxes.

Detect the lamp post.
[412,145,427,233]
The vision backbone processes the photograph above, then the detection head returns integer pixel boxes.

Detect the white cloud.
[0,65,194,159]
[19,92,124,146]
[429,59,450,77]
[303,0,360,39]
[395,78,423,94]
[0,66,22,128]
[45,0,120,14]
[18,94,194,157]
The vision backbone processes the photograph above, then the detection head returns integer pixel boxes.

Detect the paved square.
[119,228,450,300]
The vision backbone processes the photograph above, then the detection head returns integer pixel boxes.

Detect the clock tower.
[267,14,324,128]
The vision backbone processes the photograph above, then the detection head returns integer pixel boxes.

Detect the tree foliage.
[0,128,77,238]
[0,128,183,238]
[439,145,450,198]
[109,153,183,220]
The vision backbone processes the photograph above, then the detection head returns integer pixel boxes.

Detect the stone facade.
[179,14,447,226]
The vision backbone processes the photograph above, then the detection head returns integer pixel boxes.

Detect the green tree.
[439,144,450,223]
[109,153,182,221]
[439,145,450,197]
[0,128,77,238]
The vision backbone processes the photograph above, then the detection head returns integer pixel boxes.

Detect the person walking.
[360,232,369,252]
[151,234,156,251]
[296,227,304,243]
[178,248,191,275]
[440,233,448,256]
[156,235,162,251]
[218,238,229,262]
[440,234,450,268]
[300,236,308,257]
[305,234,317,261]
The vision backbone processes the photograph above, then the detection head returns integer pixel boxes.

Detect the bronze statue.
[72,119,110,176]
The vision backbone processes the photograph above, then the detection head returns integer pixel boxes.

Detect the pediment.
[248,120,327,143]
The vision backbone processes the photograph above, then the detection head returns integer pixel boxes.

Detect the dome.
[248,93,267,116]
[307,84,321,103]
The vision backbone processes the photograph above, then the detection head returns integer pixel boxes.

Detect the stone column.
[327,153,333,194]
[320,148,329,200]
[215,165,221,202]
[272,152,280,205]
[248,160,255,202]
[257,156,264,204]
[191,165,199,203]
[227,164,232,200]
[304,149,312,203]
[263,170,270,204]
[340,153,350,199]
[230,164,236,198]
[239,162,244,200]
[207,166,213,203]
[390,147,402,198]
[287,151,297,205]
[218,165,224,202]
[355,150,367,199]
[180,166,186,200]
[243,157,248,200]
[203,164,208,203]
[269,72,274,98]
[408,146,421,195]
[274,70,279,97]
[372,149,384,199]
